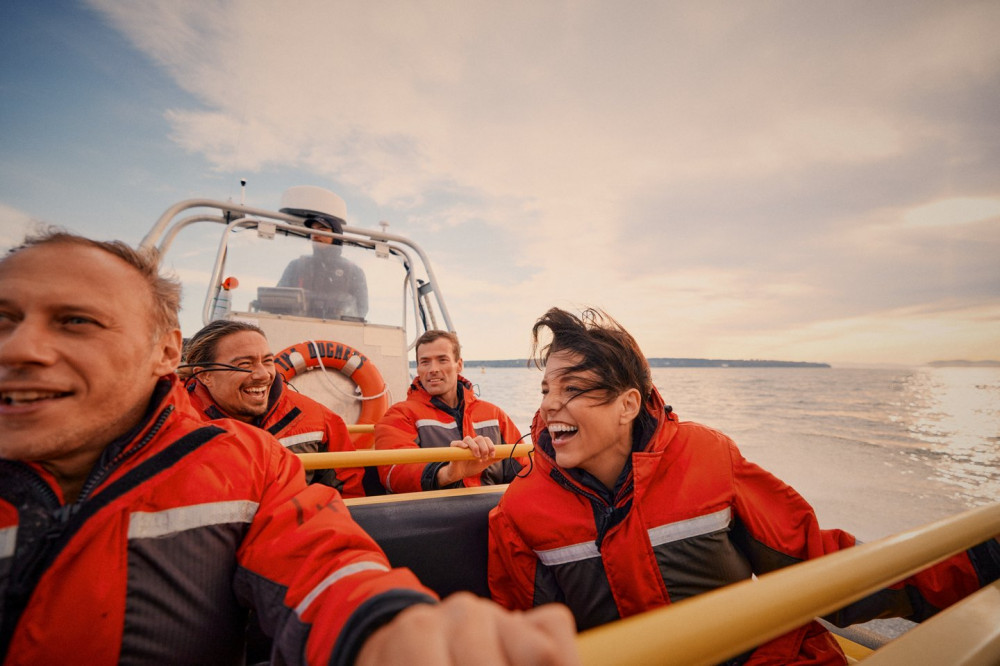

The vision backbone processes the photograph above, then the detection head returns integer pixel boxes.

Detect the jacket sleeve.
[373,405,431,494]
[350,264,369,319]
[887,540,997,622]
[500,413,530,482]
[477,412,529,486]
[727,439,996,626]
[488,500,539,611]
[494,412,521,446]
[277,256,308,289]
[322,409,367,499]
[729,439,855,571]
[234,432,437,666]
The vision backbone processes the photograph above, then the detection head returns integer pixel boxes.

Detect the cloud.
[903,197,1000,228]
[85,0,1000,362]
[0,204,45,251]
[92,3,974,196]
[722,300,1000,366]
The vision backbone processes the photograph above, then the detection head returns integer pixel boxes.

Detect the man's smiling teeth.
[243,386,267,397]
[1,390,67,405]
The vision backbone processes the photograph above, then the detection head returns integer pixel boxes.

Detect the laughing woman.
[488,307,1000,666]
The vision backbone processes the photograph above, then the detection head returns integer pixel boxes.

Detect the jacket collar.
[87,375,188,485]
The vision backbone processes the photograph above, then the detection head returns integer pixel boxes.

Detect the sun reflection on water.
[892,368,1000,503]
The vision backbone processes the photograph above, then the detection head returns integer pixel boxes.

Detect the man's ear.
[152,329,183,378]
[456,357,464,374]
[619,388,642,425]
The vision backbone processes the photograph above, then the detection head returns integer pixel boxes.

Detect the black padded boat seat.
[345,485,506,599]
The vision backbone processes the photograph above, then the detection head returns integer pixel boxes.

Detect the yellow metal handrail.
[346,424,375,434]
[297,442,534,470]
[576,502,1000,666]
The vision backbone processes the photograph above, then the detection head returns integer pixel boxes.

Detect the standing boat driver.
[182,318,366,497]
[0,230,580,665]
[489,307,1000,665]
[374,330,529,493]
[278,214,369,321]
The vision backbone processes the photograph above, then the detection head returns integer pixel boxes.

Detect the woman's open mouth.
[548,423,578,445]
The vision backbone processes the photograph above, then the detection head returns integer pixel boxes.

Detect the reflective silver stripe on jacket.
[127,500,259,539]
[295,560,391,616]
[647,507,732,547]
[415,418,458,431]
[471,418,500,430]
[0,525,16,558]
[536,541,601,566]
[278,431,324,448]
[535,507,733,565]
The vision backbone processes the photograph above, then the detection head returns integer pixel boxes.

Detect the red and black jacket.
[489,388,999,664]
[187,375,365,497]
[374,376,526,493]
[1,376,434,664]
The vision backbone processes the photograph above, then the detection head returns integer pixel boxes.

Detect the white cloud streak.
[87,0,1000,363]
[0,204,51,251]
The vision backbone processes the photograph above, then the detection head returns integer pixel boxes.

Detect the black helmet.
[304,216,343,232]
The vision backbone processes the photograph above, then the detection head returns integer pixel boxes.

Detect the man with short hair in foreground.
[0,231,578,665]
[182,318,366,497]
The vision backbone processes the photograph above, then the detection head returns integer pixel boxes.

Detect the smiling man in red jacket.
[182,318,367,497]
[0,230,578,665]
[375,330,527,493]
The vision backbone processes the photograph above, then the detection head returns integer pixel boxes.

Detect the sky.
[1,0,998,366]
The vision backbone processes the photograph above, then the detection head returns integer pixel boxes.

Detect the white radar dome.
[279,186,347,225]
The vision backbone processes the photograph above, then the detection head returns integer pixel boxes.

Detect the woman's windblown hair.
[530,307,653,405]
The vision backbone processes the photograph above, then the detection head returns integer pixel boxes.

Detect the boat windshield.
[145,193,451,346]
[155,222,419,340]
[221,227,409,328]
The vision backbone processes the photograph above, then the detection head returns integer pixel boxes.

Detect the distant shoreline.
[412,358,1000,369]
[926,360,1000,368]
[443,358,832,369]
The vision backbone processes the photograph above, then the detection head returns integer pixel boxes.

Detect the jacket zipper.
[4,405,174,602]
[549,467,625,549]
[74,404,173,505]
[0,403,178,658]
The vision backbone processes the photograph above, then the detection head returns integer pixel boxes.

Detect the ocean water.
[466,365,1000,543]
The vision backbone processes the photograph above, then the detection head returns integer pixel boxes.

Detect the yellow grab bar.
[298,442,534,470]
[346,424,375,434]
[576,502,1000,666]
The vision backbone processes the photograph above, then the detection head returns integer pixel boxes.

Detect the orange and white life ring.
[274,340,389,448]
